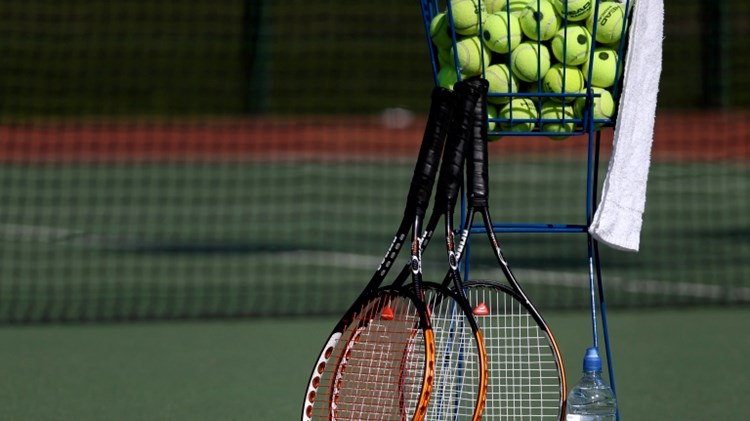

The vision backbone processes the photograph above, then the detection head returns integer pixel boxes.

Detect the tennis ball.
[540,101,576,140]
[487,103,499,132]
[482,12,522,54]
[451,36,491,76]
[430,13,453,50]
[575,87,615,129]
[485,63,519,104]
[488,103,503,141]
[511,41,551,83]
[581,47,620,88]
[506,0,532,15]
[499,98,539,132]
[586,1,626,44]
[450,0,487,36]
[551,24,592,66]
[438,45,455,68]
[550,0,593,22]
[543,63,585,102]
[437,65,458,90]
[484,0,508,14]
[519,0,561,41]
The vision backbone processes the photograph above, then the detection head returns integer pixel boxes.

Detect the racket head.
[422,281,488,421]
[303,286,435,421]
[462,279,567,420]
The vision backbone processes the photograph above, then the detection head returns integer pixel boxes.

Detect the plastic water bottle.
[565,347,618,421]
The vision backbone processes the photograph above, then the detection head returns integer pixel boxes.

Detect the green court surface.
[0,307,747,420]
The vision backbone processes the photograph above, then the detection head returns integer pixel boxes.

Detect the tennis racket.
[456,78,568,420]
[419,78,489,421]
[301,86,455,421]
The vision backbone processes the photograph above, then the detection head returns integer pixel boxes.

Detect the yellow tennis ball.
[487,103,499,132]
[551,24,592,66]
[438,45,455,68]
[586,1,626,44]
[484,0,508,14]
[488,103,503,141]
[511,41,551,83]
[451,36,490,76]
[450,0,486,36]
[540,100,576,140]
[519,0,560,41]
[482,12,522,54]
[575,87,615,129]
[499,98,539,132]
[430,13,453,50]
[543,63,585,102]
[550,0,593,22]
[485,63,519,104]
[437,65,458,90]
[581,47,620,88]
[506,0,532,15]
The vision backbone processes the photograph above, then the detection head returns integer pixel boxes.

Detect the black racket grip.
[406,87,456,217]
[436,80,482,211]
[466,78,490,207]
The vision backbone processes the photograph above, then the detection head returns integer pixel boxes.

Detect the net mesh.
[0,0,748,323]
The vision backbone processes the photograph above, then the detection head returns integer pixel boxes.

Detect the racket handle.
[406,87,455,217]
[436,80,482,210]
[466,78,490,207]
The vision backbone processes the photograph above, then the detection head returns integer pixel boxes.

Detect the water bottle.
[565,347,618,421]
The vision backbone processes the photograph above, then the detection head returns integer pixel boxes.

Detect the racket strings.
[466,285,564,420]
[424,289,483,420]
[317,294,426,421]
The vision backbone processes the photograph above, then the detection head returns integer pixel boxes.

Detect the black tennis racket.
[419,78,489,421]
[301,86,455,421]
[456,78,568,420]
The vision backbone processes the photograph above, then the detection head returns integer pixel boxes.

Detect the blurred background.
[0,1,748,419]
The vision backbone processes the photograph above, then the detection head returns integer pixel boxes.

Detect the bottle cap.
[582,347,603,372]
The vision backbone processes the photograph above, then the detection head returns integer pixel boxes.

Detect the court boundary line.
[274,250,750,303]
[4,224,748,304]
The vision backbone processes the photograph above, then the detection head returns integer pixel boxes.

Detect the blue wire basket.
[419,0,633,140]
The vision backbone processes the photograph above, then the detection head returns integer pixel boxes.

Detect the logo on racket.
[410,255,421,274]
[448,251,458,270]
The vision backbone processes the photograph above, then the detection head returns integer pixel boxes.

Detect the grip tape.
[436,80,482,211]
[466,78,490,207]
[406,87,456,217]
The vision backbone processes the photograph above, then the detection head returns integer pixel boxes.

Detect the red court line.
[0,111,747,163]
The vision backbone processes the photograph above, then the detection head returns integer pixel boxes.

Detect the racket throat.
[447,251,459,271]
[410,255,421,276]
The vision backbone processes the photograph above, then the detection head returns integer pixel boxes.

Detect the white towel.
[589,0,664,252]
